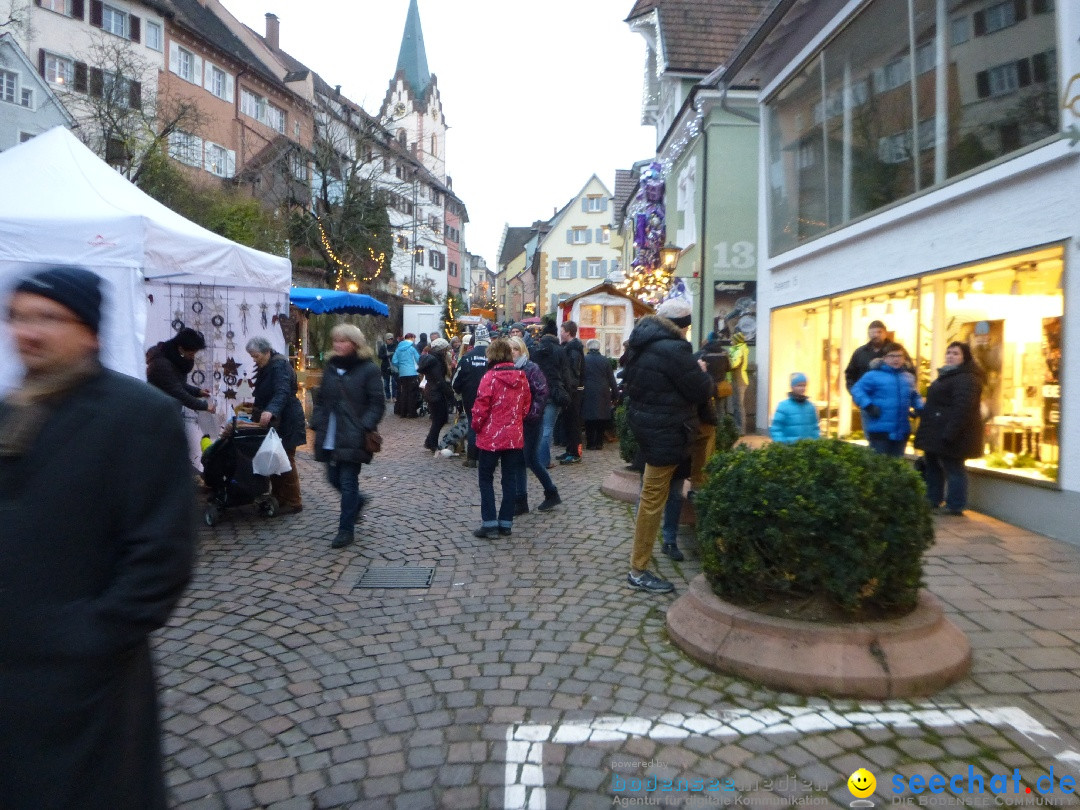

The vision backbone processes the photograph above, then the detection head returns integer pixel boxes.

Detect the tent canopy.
[0,126,291,394]
[290,287,389,317]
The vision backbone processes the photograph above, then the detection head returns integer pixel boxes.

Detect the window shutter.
[203,62,214,91]
[226,150,236,178]
[570,261,578,278]
[1032,52,1048,82]
[601,260,608,274]
[38,49,45,78]
[551,260,558,279]
[975,70,990,98]
[74,61,88,93]
[225,74,234,102]
[89,0,102,27]
[129,15,140,43]
[1014,0,1026,20]
[601,197,608,211]
[71,0,84,18]
[584,228,592,243]
[973,10,986,35]
[129,80,141,109]
[88,67,103,98]
[193,137,203,166]
[1016,58,1032,87]
[193,55,203,85]
[595,228,603,242]
[169,42,180,75]
[566,229,572,244]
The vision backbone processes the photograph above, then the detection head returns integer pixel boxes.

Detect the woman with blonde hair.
[311,324,385,549]
[508,336,560,513]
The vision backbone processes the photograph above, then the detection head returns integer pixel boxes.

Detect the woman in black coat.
[145,327,216,415]
[312,325,385,548]
[914,341,984,515]
[246,336,307,514]
[416,338,454,452]
[582,340,617,450]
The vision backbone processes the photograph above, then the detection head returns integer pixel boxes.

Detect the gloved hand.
[864,404,881,419]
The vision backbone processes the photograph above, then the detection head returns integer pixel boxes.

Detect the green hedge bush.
[614,403,639,465]
[696,439,934,618]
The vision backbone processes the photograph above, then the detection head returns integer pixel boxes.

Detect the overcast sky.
[218,0,657,265]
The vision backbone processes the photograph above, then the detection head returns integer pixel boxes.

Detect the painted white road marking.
[503,704,1080,810]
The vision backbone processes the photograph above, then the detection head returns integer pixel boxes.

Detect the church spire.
[395,0,431,98]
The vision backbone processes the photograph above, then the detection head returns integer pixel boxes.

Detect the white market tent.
[0,126,291,392]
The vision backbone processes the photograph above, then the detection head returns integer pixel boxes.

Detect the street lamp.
[660,242,682,269]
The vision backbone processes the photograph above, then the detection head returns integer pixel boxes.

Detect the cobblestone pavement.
[158,412,1080,809]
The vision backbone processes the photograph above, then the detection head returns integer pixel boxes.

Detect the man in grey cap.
[0,267,196,809]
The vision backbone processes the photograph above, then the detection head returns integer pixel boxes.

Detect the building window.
[449,261,458,278]
[175,46,194,83]
[396,235,409,250]
[20,88,33,108]
[240,88,285,133]
[414,248,424,267]
[600,227,610,244]
[208,65,227,100]
[168,130,202,167]
[204,142,233,178]
[766,0,1058,256]
[557,260,572,279]
[572,228,589,244]
[429,251,445,271]
[950,16,970,45]
[429,215,441,232]
[430,134,437,156]
[586,196,604,212]
[102,4,128,37]
[44,54,74,86]
[145,20,163,51]
[265,102,285,134]
[585,259,603,279]
[40,0,71,12]
[444,225,460,243]
[769,246,1064,483]
[0,70,16,105]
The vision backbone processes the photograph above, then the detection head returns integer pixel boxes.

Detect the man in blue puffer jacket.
[850,342,923,457]
[769,372,820,443]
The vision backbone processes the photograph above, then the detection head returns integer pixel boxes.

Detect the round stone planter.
[667,575,971,699]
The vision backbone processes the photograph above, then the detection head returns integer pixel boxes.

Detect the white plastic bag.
[252,428,292,476]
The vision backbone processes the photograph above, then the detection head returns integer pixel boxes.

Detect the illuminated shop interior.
[769,245,1064,481]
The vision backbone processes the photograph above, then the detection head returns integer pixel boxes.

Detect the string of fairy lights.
[317,220,387,291]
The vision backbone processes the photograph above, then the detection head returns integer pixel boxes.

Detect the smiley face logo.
[848,768,876,798]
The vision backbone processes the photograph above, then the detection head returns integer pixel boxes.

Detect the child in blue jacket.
[850,342,923,457]
[769,372,820,443]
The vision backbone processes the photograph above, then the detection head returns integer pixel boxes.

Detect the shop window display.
[769,246,1063,482]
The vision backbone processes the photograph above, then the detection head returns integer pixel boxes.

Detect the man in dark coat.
[145,327,216,415]
[530,320,569,469]
[377,331,397,401]
[557,320,586,463]
[0,266,196,810]
[621,298,714,594]
[451,325,492,467]
[844,320,889,392]
[582,339,617,450]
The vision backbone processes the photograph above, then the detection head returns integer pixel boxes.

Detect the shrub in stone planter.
[696,439,934,617]
[614,403,639,465]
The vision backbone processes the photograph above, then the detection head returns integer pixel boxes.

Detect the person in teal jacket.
[850,342,923,457]
[769,372,820,443]
[392,333,421,417]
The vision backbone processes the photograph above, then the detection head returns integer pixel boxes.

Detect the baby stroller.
[201,419,278,526]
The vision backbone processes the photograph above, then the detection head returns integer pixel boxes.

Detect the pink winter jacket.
[471,363,531,451]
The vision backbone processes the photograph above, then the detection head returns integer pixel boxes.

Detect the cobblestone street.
[157,414,1080,809]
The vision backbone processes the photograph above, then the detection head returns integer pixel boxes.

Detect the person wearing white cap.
[620,296,714,594]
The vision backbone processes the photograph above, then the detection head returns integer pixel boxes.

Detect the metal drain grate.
[355,566,435,589]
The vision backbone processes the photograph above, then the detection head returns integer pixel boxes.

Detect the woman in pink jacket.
[471,338,531,538]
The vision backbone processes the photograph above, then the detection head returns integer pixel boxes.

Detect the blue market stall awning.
[289,287,389,317]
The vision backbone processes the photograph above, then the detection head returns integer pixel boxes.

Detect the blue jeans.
[518,420,557,500]
[924,453,968,511]
[867,433,908,457]
[662,475,687,545]
[478,448,524,528]
[326,460,364,533]
[383,371,398,400]
[539,402,559,468]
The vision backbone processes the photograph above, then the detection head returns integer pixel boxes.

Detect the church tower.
[379,0,447,183]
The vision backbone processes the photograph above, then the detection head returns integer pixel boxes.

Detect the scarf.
[0,356,102,457]
[513,354,528,370]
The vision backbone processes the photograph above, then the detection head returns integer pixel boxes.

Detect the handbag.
[716,380,734,399]
[251,428,292,476]
[364,430,383,454]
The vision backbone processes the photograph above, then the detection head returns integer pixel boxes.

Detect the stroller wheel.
[258,496,278,518]
[204,503,221,527]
